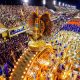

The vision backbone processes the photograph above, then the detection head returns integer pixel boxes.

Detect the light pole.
[43,0,46,6]
[23,0,29,5]
[53,0,57,6]
[58,2,61,6]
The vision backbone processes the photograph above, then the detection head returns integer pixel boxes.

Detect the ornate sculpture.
[28,8,53,40]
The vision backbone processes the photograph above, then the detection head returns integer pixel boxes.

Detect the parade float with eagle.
[27,8,53,52]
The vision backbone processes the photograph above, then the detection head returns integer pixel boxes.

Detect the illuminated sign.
[9,26,26,37]
[10,26,25,35]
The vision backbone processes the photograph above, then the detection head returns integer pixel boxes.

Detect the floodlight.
[43,0,46,5]
[53,0,57,6]
[58,2,61,6]
[23,0,28,3]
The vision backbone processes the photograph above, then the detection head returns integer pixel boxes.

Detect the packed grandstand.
[0,5,80,80]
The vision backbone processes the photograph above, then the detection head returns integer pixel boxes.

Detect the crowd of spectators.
[0,5,54,28]
[0,5,79,65]
[0,6,54,78]
[0,32,28,65]
[0,32,28,79]
[0,5,79,79]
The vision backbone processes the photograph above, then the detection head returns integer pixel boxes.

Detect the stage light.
[23,0,29,3]
[43,0,46,5]
[53,0,57,6]
[62,3,65,6]
[58,2,61,6]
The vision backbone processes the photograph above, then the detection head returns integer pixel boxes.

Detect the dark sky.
[0,0,79,9]
[29,0,43,6]
[0,0,23,5]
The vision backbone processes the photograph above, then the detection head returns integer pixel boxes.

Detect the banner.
[9,26,26,37]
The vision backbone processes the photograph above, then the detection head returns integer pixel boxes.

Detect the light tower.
[62,3,65,6]
[58,2,61,6]
[23,0,28,3]
[43,0,46,6]
[53,0,57,6]
[23,0,29,5]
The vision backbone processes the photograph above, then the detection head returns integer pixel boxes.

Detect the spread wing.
[28,12,38,27]
[40,13,53,35]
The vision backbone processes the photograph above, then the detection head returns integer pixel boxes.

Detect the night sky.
[0,0,79,9]
[0,0,23,5]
